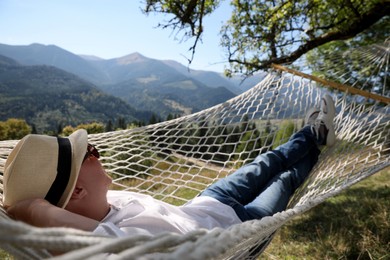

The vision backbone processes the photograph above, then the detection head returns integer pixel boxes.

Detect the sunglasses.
[83,143,100,162]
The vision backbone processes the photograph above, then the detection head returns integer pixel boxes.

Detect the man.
[3,95,336,237]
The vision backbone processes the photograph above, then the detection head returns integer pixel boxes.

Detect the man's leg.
[242,146,320,220]
[201,94,336,221]
[200,125,320,219]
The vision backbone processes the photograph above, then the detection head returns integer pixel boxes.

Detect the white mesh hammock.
[0,41,389,259]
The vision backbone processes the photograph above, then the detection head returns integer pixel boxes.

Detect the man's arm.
[6,198,99,231]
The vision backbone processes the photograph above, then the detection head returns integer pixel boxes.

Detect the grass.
[1,168,388,259]
[263,167,390,260]
[109,154,230,205]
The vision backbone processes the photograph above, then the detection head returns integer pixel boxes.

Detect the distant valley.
[0,43,265,132]
[0,55,140,133]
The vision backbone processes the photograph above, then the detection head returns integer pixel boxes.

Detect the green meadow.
[263,167,389,259]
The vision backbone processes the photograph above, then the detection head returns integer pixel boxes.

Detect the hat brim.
[57,129,88,208]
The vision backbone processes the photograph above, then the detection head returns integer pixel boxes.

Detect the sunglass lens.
[83,144,99,162]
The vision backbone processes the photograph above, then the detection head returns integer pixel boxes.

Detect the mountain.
[104,78,234,118]
[0,55,19,66]
[160,59,266,93]
[228,73,268,92]
[0,43,109,85]
[0,43,259,93]
[0,43,258,119]
[88,52,188,85]
[85,53,236,117]
[0,55,140,133]
[161,59,242,94]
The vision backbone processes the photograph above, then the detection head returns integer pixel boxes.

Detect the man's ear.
[70,185,87,200]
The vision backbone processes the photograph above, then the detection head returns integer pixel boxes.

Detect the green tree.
[149,114,159,125]
[240,114,249,132]
[235,129,262,167]
[306,16,389,95]
[31,124,38,134]
[106,120,114,132]
[166,113,174,121]
[0,119,32,140]
[56,123,63,136]
[62,125,76,136]
[272,120,295,149]
[261,119,274,149]
[143,0,388,76]
[76,122,105,134]
[61,122,105,136]
[0,122,7,141]
[116,117,127,130]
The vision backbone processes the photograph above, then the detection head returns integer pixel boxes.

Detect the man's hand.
[6,198,99,231]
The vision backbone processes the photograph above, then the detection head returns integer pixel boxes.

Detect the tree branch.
[233,1,390,70]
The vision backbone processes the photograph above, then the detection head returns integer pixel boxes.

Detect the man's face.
[64,156,112,220]
[78,156,112,196]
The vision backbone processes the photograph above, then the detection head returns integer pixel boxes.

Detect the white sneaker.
[305,106,320,126]
[312,94,336,146]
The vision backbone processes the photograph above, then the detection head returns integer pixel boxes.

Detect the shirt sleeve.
[93,222,156,237]
[93,222,127,237]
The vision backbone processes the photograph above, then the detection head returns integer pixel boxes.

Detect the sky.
[0,0,232,72]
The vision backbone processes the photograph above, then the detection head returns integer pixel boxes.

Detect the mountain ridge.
[0,43,245,119]
[0,43,264,93]
[0,55,142,133]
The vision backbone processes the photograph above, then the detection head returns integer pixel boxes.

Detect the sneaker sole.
[320,94,336,146]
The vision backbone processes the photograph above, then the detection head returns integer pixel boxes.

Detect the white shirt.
[93,190,242,237]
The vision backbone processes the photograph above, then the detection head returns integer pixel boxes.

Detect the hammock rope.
[0,40,389,259]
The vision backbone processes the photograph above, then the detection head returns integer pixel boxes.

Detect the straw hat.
[3,129,88,208]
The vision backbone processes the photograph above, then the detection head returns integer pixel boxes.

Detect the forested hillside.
[0,44,241,119]
[0,55,140,133]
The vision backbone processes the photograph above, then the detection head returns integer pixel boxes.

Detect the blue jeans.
[200,126,320,221]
